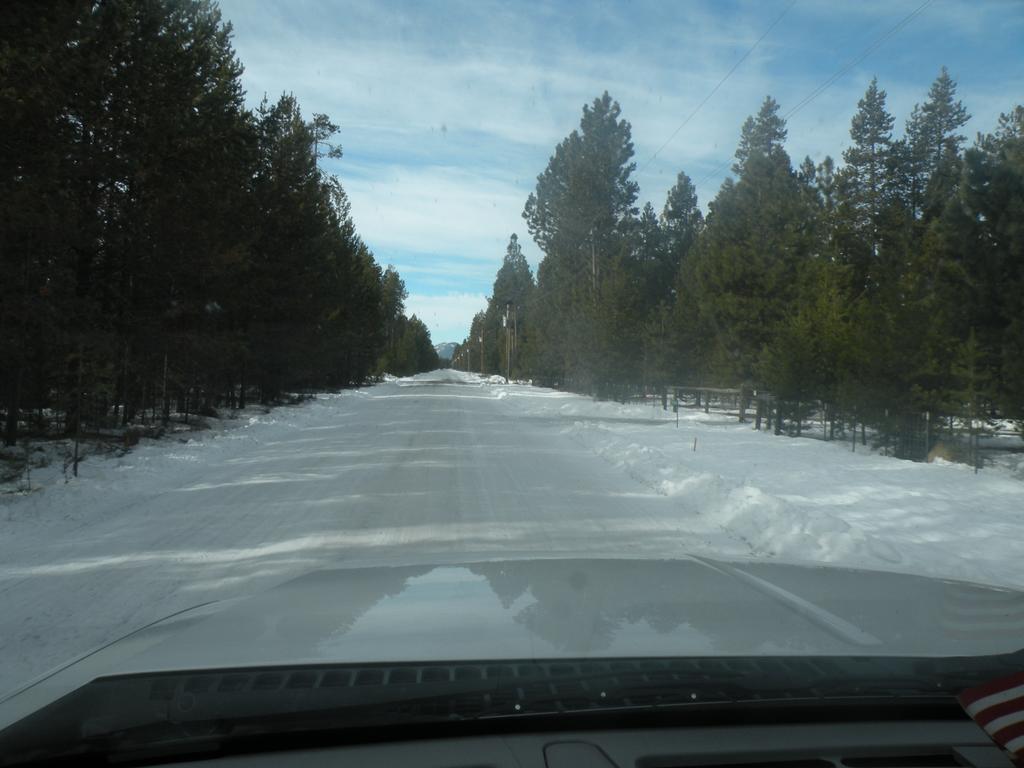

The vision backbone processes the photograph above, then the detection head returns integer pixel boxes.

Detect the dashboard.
[169,719,1011,768]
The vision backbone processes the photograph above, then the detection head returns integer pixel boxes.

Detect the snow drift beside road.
[483,374,1024,590]
[8,370,1022,592]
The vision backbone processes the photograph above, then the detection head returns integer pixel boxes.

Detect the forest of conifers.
[457,80,1024,457]
[1,1,438,447]
[5,1,1022,464]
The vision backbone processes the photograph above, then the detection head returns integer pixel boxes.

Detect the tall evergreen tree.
[906,67,970,221]
[634,202,666,305]
[0,0,406,444]
[691,98,815,384]
[482,234,534,377]
[661,171,703,295]
[733,96,789,175]
[838,78,896,290]
[486,78,1022,457]
[956,107,1024,423]
[522,92,639,388]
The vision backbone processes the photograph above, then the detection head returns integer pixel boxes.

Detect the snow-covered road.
[0,370,705,694]
[2,369,1023,696]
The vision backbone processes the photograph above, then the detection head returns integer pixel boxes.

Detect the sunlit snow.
[1,369,1022,696]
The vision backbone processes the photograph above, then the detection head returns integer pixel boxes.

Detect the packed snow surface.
[2,370,1023,695]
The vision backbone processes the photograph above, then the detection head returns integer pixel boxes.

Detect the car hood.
[3,556,1024,728]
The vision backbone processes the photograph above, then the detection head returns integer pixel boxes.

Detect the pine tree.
[1,2,85,443]
[661,171,703,295]
[950,329,991,470]
[0,0,401,443]
[838,78,896,290]
[310,113,343,169]
[634,202,665,304]
[906,67,970,221]
[522,92,639,389]
[690,98,815,384]
[380,267,409,361]
[733,96,788,175]
[959,107,1024,424]
[482,234,534,378]
[593,252,644,397]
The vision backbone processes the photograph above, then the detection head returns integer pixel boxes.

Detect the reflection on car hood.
[3,556,1024,727]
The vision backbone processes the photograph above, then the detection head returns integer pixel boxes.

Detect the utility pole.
[479,335,484,376]
[504,302,512,382]
[590,227,597,302]
[591,239,596,295]
[513,304,518,361]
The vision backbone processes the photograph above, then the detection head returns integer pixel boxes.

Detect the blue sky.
[217,0,1023,344]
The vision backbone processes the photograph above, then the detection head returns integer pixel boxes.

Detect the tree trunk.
[72,343,83,477]
[161,353,170,425]
[120,340,131,427]
[924,411,931,460]
[3,366,21,446]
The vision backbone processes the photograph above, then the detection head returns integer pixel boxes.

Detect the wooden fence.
[621,384,1014,471]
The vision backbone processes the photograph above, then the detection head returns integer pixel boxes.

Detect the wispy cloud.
[406,292,488,343]
[219,0,1024,340]
[343,164,533,268]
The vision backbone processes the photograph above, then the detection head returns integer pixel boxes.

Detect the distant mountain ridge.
[434,342,457,361]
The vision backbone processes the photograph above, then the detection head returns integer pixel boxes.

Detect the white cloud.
[344,164,535,267]
[218,0,1023,333]
[405,292,488,344]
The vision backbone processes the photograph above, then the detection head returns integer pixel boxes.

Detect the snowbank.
[485,378,1024,589]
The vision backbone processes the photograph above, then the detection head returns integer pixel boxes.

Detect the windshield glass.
[2,0,1024,749]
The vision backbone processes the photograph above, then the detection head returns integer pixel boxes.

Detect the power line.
[464,2,935,341]
[783,0,934,121]
[639,0,796,174]
[498,5,796,327]
[694,0,934,191]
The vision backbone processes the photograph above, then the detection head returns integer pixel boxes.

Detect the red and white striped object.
[958,672,1024,760]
